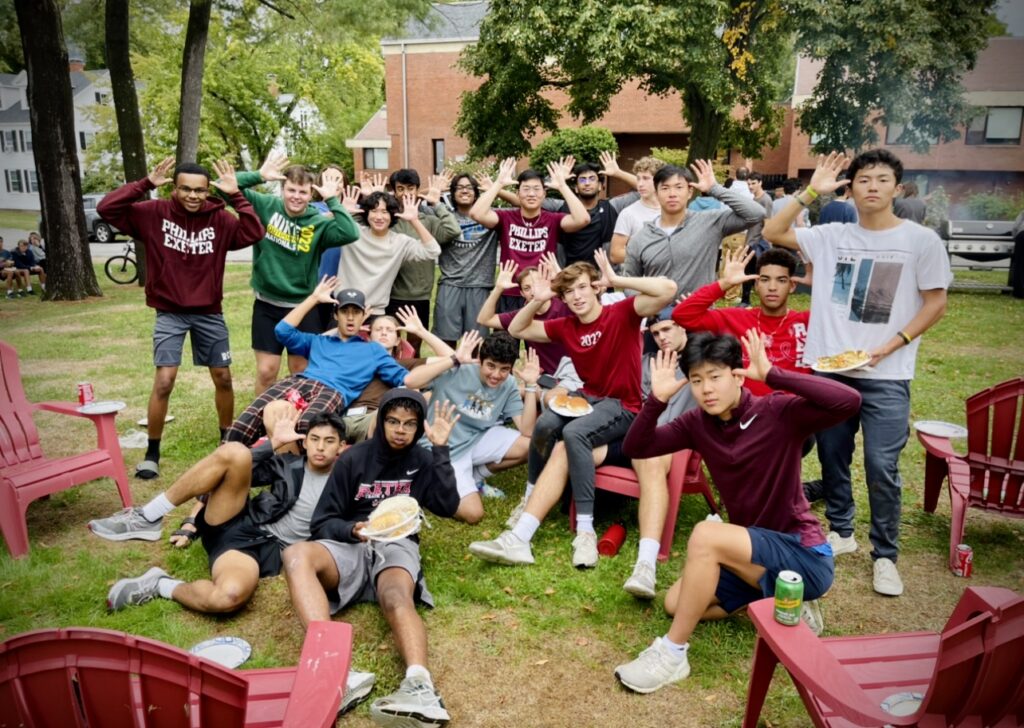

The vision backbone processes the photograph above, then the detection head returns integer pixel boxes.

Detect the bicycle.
[104,241,138,284]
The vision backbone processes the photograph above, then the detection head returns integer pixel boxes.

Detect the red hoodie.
[98,178,264,314]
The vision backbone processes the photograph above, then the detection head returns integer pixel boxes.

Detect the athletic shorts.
[715,527,835,614]
[385,298,431,332]
[342,411,377,443]
[195,506,284,578]
[451,426,521,498]
[432,284,490,341]
[153,311,231,368]
[251,298,322,355]
[319,538,433,614]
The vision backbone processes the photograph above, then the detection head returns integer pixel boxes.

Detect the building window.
[885,122,939,145]
[27,170,38,192]
[1,130,17,152]
[6,169,24,193]
[94,92,109,104]
[363,147,388,170]
[79,131,96,150]
[966,107,1023,145]
[20,129,31,151]
[432,139,445,174]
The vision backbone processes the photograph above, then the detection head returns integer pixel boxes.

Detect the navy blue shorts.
[715,527,834,614]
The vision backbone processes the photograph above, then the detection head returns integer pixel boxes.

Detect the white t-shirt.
[613,199,661,239]
[796,220,951,380]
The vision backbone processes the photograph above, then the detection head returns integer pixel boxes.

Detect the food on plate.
[365,495,421,538]
[566,396,590,414]
[815,349,871,371]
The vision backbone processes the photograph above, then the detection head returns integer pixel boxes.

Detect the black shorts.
[196,506,284,578]
[252,298,323,355]
[385,298,431,329]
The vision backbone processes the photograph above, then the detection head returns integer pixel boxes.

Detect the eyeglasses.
[384,417,419,432]
[176,185,209,197]
[576,175,600,184]
[454,184,475,191]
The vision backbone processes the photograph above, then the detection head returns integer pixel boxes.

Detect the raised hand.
[494,157,518,188]
[516,347,541,387]
[147,156,175,187]
[341,185,362,214]
[538,251,561,277]
[210,159,239,195]
[720,247,757,289]
[808,152,851,195]
[313,167,343,200]
[360,171,386,196]
[424,400,461,447]
[423,171,452,205]
[312,274,339,303]
[545,159,571,191]
[395,193,420,221]
[259,151,289,182]
[650,349,688,403]
[592,247,617,290]
[688,159,718,193]
[733,329,772,382]
[474,172,493,191]
[455,330,482,363]
[395,305,426,336]
[269,405,305,449]
[599,150,620,178]
[495,260,519,291]
[533,260,557,303]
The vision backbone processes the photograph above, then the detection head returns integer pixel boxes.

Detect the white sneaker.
[623,561,657,599]
[571,531,598,569]
[369,675,450,726]
[468,530,535,565]
[827,531,858,556]
[704,513,723,523]
[801,599,824,635]
[340,670,376,714]
[505,493,528,528]
[614,637,690,694]
[873,557,904,596]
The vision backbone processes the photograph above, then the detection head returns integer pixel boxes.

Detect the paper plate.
[77,400,127,415]
[188,636,252,668]
[913,420,968,438]
[549,397,594,418]
[137,414,175,426]
[361,495,423,541]
[811,350,872,374]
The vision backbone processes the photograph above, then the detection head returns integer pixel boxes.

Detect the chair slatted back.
[976,597,1024,726]
[965,377,1024,513]
[0,340,43,468]
[915,610,992,721]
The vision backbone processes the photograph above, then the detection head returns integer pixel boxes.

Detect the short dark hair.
[305,411,346,441]
[479,332,519,366]
[757,248,799,275]
[381,396,422,420]
[449,174,478,201]
[517,169,544,187]
[782,178,801,195]
[901,181,919,197]
[572,162,601,180]
[749,171,763,182]
[736,168,749,181]
[390,169,420,189]
[653,165,694,187]
[359,191,401,225]
[173,162,210,183]
[847,149,904,184]
[681,332,742,376]
[282,165,315,186]
[515,266,538,285]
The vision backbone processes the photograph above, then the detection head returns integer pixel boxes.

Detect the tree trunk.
[682,84,727,164]
[105,0,149,286]
[14,0,101,300]
[176,0,211,163]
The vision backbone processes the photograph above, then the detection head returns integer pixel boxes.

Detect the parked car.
[83,193,122,243]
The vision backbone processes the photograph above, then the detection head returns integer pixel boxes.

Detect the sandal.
[135,459,160,479]
[169,517,198,548]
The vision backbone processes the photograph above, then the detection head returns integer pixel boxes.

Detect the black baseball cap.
[334,289,366,309]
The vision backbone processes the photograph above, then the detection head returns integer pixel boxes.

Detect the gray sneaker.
[572,531,598,569]
[89,507,163,542]
[107,566,170,611]
[505,493,528,528]
[801,599,824,635]
[369,676,450,727]
[340,670,376,714]
[615,637,691,694]
[623,560,657,599]
[468,530,534,565]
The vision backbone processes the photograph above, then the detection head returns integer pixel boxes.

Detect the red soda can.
[284,387,309,412]
[77,382,95,405]
[953,544,973,577]
[597,523,627,557]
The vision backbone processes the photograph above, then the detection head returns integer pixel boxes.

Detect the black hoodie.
[310,389,459,543]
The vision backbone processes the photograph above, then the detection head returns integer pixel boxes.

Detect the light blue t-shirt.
[425,364,524,460]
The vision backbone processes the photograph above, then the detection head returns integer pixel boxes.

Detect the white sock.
[511,513,540,543]
[661,636,689,660]
[157,577,183,600]
[474,464,493,481]
[575,513,595,534]
[524,482,535,499]
[141,493,175,522]
[406,664,432,687]
[637,538,660,567]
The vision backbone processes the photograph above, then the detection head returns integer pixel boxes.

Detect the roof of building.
[346,106,390,147]
[382,1,487,45]
[0,104,28,124]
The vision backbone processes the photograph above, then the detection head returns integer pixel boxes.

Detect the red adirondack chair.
[741,586,1022,728]
[0,621,353,727]
[0,339,132,558]
[569,448,719,561]
[917,376,1024,572]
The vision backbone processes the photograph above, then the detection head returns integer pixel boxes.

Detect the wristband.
[805,186,819,201]
[524,385,538,393]
[450,354,461,368]
[897,330,912,345]
[797,195,810,208]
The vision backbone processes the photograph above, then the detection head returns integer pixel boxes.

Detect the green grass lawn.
[1,264,1022,726]
[0,208,41,231]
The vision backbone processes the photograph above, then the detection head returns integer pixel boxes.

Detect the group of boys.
[0,232,45,298]
[85,144,948,717]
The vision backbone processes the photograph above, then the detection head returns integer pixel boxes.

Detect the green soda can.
[773,570,803,626]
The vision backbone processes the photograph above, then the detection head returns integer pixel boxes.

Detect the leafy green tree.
[528,126,617,171]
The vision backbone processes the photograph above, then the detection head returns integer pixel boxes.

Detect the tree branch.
[254,0,294,19]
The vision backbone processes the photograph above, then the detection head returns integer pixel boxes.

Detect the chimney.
[68,43,85,72]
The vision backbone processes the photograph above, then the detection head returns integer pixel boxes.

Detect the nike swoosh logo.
[406,469,419,475]
[739,415,758,430]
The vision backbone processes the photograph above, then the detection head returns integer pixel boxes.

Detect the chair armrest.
[916,431,957,460]
[943,586,1020,632]
[746,599,917,726]
[946,455,972,497]
[281,620,353,727]
[34,401,110,420]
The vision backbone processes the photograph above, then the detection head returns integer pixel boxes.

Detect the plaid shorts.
[224,375,344,446]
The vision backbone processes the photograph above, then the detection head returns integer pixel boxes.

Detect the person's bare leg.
[147,366,178,440]
[664,576,729,620]
[376,568,428,668]
[209,366,234,432]
[484,436,530,473]
[634,454,672,542]
[455,492,484,524]
[286,353,308,376]
[254,351,282,396]
[170,550,261,613]
[160,442,254,520]
[283,542,340,626]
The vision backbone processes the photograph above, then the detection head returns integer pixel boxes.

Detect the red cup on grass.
[598,523,626,556]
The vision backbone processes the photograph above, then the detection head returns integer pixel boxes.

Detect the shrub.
[529,126,617,172]
[965,191,1024,221]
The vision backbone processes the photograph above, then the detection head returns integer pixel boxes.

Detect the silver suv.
[83,193,122,242]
